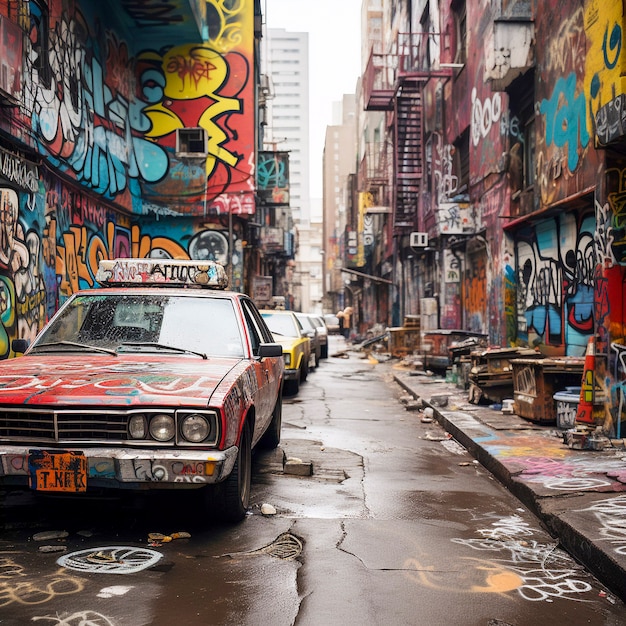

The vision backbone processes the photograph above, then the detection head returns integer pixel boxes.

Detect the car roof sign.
[95,258,229,289]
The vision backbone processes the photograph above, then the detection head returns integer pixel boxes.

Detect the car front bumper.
[0,445,239,490]
[283,367,299,380]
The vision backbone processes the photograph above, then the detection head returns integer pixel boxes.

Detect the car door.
[240,299,281,438]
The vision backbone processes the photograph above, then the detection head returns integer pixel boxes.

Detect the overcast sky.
[263,0,362,199]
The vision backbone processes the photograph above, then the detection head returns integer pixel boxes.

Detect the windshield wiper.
[33,341,118,356]
[120,342,207,359]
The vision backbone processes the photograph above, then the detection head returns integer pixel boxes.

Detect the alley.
[0,335,624,625]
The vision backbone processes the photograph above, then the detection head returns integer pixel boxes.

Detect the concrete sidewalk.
[392,366,626,604]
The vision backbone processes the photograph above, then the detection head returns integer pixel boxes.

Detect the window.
[452,0,467,66]
[30,0,51,88]
[507,70,536,193]
[453,128,469,194]
[241,299,274,355]
[177,128,207,155]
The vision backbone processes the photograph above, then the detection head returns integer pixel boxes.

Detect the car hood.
[0,354,243,407]
[273,336,305,351]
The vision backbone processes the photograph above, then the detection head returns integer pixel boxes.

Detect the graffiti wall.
[513,211,594,357]
[4,0,254,217]
[0,0,255,357]
[535,2,602,208]
[0,159,245,358]
[21,0,255,215]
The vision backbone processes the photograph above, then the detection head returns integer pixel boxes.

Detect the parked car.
[323,314,341,334]
[306,314,329,359]
[295,312,322,368]
[261,309,311,395]
[0,258,284,523]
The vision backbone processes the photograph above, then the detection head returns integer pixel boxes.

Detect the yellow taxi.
[260,310,311,395]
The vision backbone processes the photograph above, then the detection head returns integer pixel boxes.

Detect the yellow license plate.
[28,450,87,492]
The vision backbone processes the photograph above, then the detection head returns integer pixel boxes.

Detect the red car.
[0,259,284,522]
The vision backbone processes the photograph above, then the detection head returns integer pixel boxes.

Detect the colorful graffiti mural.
[0,1,256,356]
[17,0,254,217]
[0,160,245,357]
[513,212,594,356]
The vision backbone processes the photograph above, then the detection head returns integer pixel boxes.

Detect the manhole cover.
[253,532,303,560]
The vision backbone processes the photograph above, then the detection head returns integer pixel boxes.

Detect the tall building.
[263,27,324,312]
[263,28,311,225]
[322,95,357,315]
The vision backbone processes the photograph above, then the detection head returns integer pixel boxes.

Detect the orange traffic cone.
[576,336,596,425]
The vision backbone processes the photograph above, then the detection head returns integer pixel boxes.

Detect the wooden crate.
[511,357,584,423]
[388,327,421,357]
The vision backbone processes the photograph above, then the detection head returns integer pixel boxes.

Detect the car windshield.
[295,314,314,330]
[262,312,299,337]
[32,293,245,358]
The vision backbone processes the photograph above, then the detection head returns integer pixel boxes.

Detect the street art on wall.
[513,212,594,356]
[258,151,290,205]
[0,163,245,357]
[0,1,255,357]
[20,0,254,217]
[535,4,601,207]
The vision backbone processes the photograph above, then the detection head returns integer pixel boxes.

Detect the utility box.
[512,358,584,424]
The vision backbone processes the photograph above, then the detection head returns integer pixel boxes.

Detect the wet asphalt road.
[0,335,625,625]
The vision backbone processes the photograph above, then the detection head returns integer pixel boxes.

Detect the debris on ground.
[284,457,313,476]
[39,545,67,553]
[430,394,450,407]
[33,530,69,541]
[148,531,191,546]
[261,503,277,516]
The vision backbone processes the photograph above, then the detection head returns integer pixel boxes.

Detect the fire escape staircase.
[394,83,422,230]
[362,33,453,233]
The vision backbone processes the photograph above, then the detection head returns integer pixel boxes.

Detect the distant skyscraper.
[263,28,311,225]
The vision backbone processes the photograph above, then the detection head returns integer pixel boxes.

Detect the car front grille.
[0,408,129,443]
[0,407,220,447]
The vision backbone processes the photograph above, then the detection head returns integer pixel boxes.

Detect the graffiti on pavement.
[578,494,626,555]
[57,546,162,574]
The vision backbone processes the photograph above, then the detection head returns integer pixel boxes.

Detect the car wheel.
[284,377,299,395]
[214,421,251,522]
[259,389,282,449]
[300,359,309,382]
[321,344,328,359]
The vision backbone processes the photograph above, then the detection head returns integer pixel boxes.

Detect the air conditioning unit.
[410,232,428,248]
[176,128,208,157]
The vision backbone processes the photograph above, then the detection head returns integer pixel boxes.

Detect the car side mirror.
[12,338,29,354]
[258,343,283,358]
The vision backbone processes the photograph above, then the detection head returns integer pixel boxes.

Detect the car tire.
[213,421,251,522]
[300,359,308,382]
[259,390,282,449]
[321,344,328,359]
[284,377,299,395]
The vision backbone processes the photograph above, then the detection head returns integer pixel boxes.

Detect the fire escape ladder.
[394,83,422,230]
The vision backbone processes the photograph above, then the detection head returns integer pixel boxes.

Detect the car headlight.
[128,414,147,439]
[149,414,176,442]
[181,413,210,443]
[284,352,291,366]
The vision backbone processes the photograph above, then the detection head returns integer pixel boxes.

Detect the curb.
[394,373,626,604]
